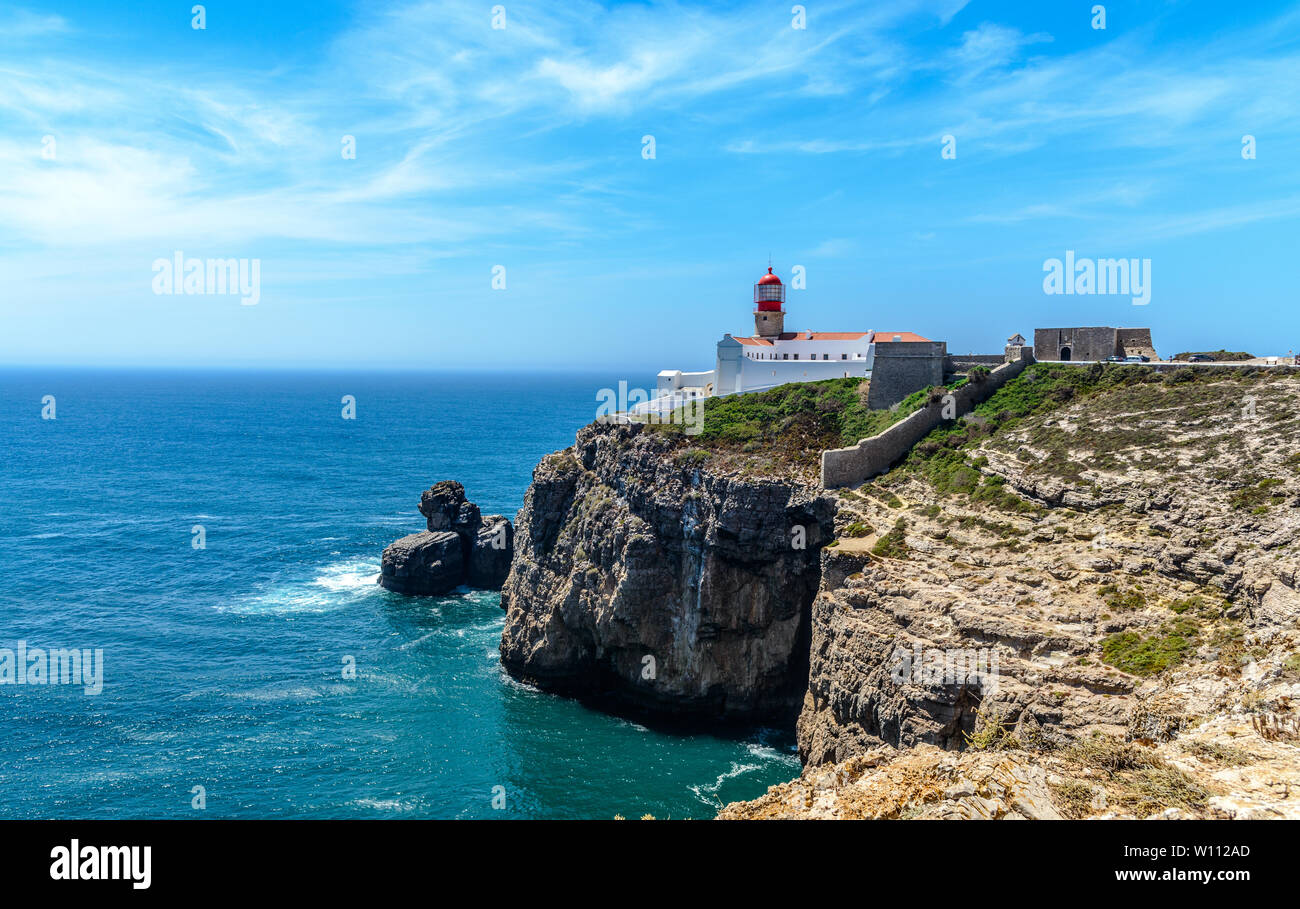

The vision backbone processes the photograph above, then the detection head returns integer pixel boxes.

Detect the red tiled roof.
[735,331,870,346]
[871,331,931,343]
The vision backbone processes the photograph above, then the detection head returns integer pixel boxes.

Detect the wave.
[219,558,381,615]
[352,797,417,813]
[688,760,765,808]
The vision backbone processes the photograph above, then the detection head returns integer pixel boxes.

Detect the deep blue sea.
[0,370,798,819]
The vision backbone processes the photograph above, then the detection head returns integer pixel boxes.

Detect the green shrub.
[1101,618,1200,676]
[674,448,712,468]
[1229,477,1286,510]
[870,518,909,558]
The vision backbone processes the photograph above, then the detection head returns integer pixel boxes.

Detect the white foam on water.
[314,560,382,592]
[220,557,382,615]
[397,630,438,651]
[688,760,764,807]
[744,741,799,767]
[352,797,417,813]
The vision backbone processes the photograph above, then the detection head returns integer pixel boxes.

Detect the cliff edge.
[723,364,1300,819]
[499,421,835,720]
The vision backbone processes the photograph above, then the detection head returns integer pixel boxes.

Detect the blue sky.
[2,0,1299,371]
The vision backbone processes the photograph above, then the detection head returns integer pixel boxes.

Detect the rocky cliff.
[379,481,513,596]
[499,422,835,720]
[722,364,1300,819]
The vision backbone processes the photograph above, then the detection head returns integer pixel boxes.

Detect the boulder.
[379,531,464,596]
[419,481,473,532]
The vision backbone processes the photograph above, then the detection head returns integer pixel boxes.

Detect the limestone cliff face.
[728,366,1300,819]
[499,422,835,720]
[798,370,1300,770]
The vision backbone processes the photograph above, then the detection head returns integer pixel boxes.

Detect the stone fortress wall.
[822,349,1034,489]
[1034,327,1122,362]
[864,340,948,410]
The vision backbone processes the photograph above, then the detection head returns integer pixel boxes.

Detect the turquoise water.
[0,370,798,818]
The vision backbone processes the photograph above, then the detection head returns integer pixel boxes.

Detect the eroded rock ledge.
[724,366,1300,819]
[498,422,835,720]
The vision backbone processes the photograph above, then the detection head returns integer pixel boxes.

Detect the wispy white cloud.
[950,23,1053,80]
[0,7,68,40]
[2,0,1298,365]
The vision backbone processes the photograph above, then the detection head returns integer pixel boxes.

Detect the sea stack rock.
[379,481,514,596]
[378,531,465,596]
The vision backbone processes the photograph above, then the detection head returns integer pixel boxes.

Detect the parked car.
[1105,355,1126,362]
[1188,354,1215,362]
[1123,355,1150,363]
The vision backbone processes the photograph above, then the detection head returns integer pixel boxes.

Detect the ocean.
[0,369,798,819]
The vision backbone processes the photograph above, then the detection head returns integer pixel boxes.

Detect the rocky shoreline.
[490,365,1300,819]
[381,365,1300,819]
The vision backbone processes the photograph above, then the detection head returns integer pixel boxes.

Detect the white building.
[639,266,929,414]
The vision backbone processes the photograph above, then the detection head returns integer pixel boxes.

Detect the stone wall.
[1117,327,1157,359]
[865,341,947,410]
[822,351,1033,488]
[755,309,784,338]
[1034,327,1119,362]
[945,354,1005,375]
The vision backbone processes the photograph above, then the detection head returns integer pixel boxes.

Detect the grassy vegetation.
[1059,732,1210,817]
[1228,477,1287,511]
[1123,766,1211,815]
[1098,584,1147,612]
[904,447,1041,513]
[892,363,1148,504]
[673,448,712,468]
[1100,617,1200,676]
[859,483,904,509]
[642,359,1293,482]
[1184,740,1254,767]
[870,518,909,558]
[644,375,953,471]
[839,385,936,446]
[891,362,1293,501]
[964,706,1018,751]
[1067,732,1160,775]
[1048,779,1098,819]
[1172,350,1254,361]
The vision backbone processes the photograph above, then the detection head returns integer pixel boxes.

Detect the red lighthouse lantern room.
[754,267,785,311]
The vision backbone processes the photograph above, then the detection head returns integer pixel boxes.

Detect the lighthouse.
[645,260,936,412]
[754,267,785,338]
